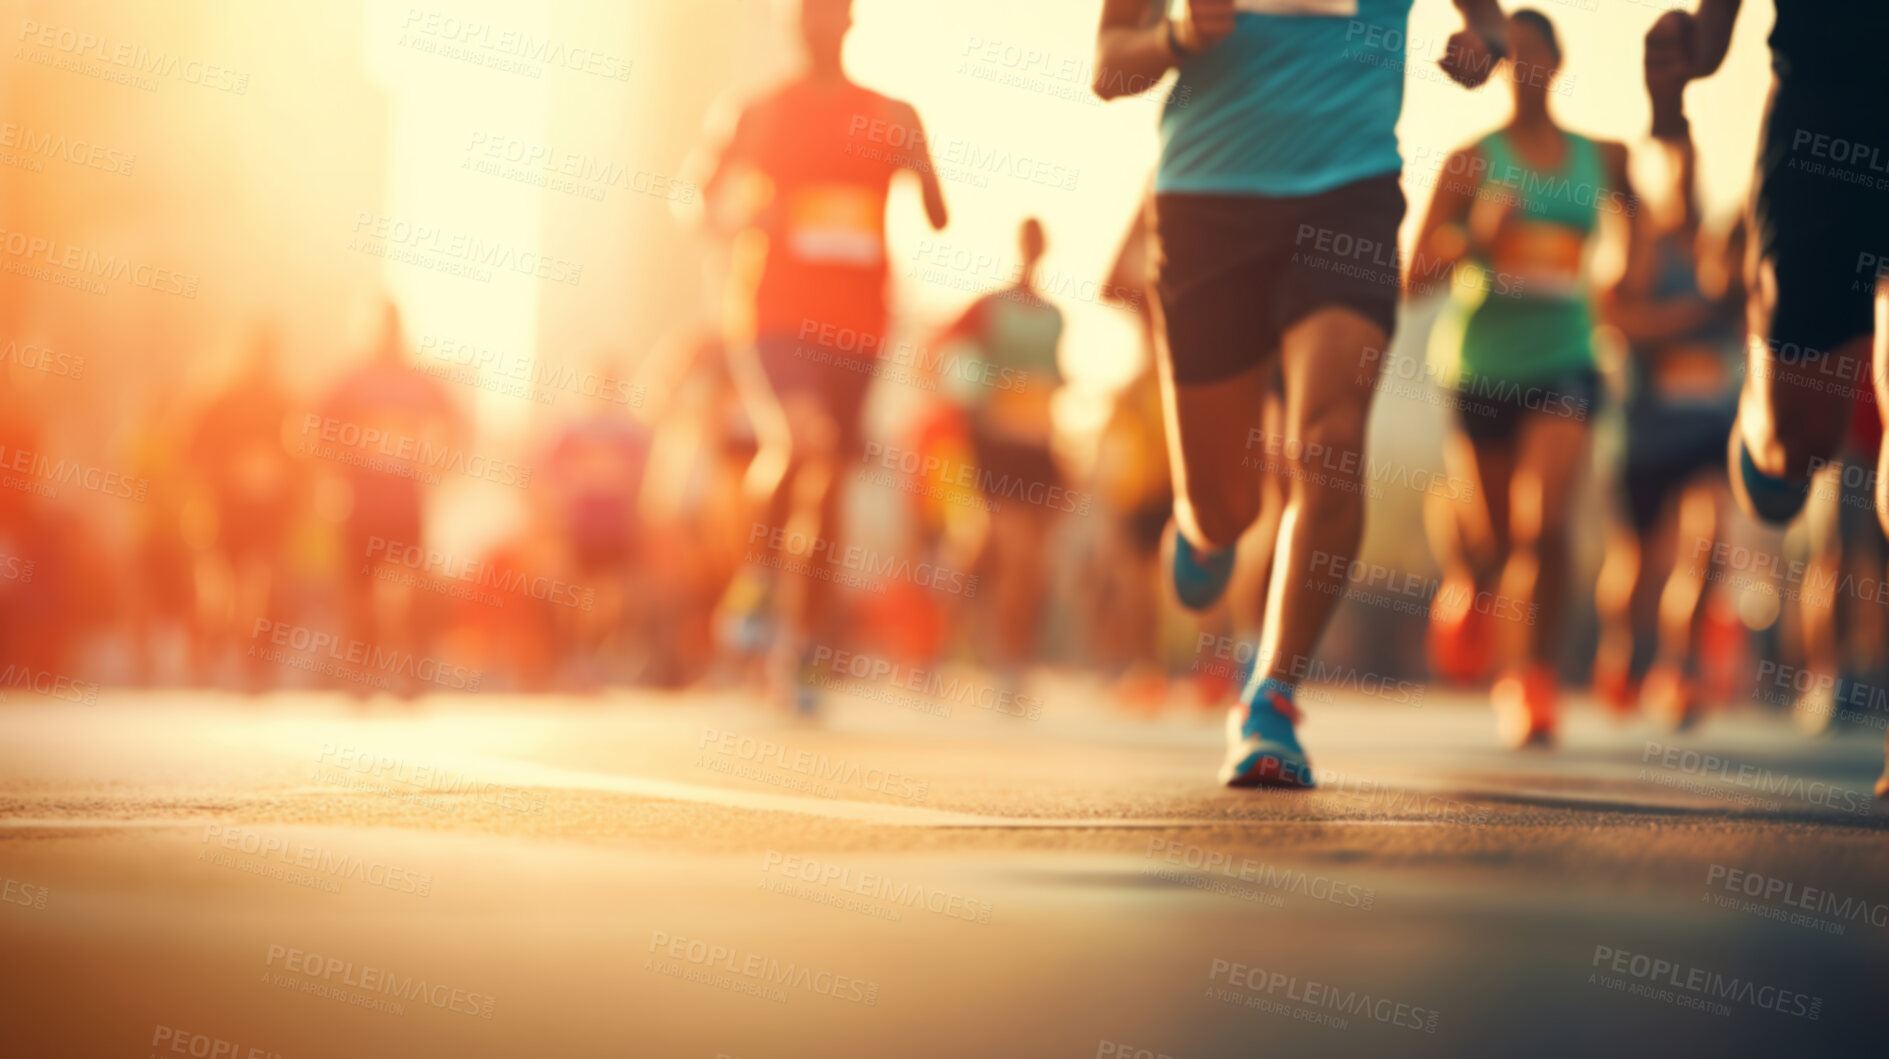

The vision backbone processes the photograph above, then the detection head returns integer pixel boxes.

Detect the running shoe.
[715,569,776,655]
[1492,664,1558,749]
[1165,520,1235,612]
[1729,430,1812,526]
[767,642,822,718]
[1219,677,1315,788]
[1641,663,1701,731]
[1791,676,1839,736]
[1591,653,1639,719]
[1427,588,1493,685]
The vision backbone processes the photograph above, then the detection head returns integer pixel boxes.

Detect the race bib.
[984,384,1056,447]
[786,184,885,267]
[1651,345,1731,400]
[1489,221,1585,297]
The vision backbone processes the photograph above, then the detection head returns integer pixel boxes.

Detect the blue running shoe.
[1730,431,1811,526]
[1167,522,1235,612]
[1219,676,1315,788]
[792,648,822,718]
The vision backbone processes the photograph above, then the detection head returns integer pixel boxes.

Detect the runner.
[692,0,949,712]
[316,301,463,698]
[1095,0,1509,785]
[1788,415,1889,735]
[185,325,303,692]
[543,359,653,687]
[1661,0,1889,793]
[1410,9,1635,748]
[638,328,760,688]
[933,218,1066,690]
[1089,201,1174,709]
[1591,37,1744,730]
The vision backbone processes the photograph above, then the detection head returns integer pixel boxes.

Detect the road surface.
[2,679,1886,1058]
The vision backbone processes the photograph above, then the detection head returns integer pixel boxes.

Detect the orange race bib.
[1490,221,1585,297]
[1650,344,1730,400]
[983,383,1056,447]
[786,184,886,267]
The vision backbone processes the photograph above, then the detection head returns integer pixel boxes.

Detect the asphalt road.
[2,680,1886,1058]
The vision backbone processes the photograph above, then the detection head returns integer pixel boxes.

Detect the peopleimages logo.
[1207,958,1439,1033]
[760,851,993,924]
[1704,864,1889,931]
[1145,838,1377,910]
[1640,742,1873,816]
[366,536,592,611]
[150,1024,283,1059]
[806,645,1042,720]
[0,663,98,705]
[646,931,879,1006]
[250,619,483,692]
[200,825,434,897]
[263,944,496,1018]
[696,727,931,803]
[1590,945,1821,1020]
[747,522,978,598]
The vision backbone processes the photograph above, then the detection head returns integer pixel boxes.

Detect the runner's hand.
[1439,29,1495,88]
[1173,0,1237,56]
[1644,10,1693,137]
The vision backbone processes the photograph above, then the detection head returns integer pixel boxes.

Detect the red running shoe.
[1493,664,1558,749]
[1428,588,1493,685]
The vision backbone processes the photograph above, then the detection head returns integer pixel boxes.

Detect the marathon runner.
[693,0,950,712]
[1410,9,1636,747]
[1662,0,1889,793]
[1094,0,1508,786]
[1592,26,1745,730]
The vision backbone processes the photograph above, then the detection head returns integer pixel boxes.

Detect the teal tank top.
[1158,0,1414,197]
[1437,129,1610,386]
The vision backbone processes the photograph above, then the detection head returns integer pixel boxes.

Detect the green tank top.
[1433,129,1609,388]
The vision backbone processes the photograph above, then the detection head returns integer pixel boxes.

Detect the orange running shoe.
[1591,654,1639,719]
[1427,590,1493,685]
[1697,597,1744,707]
[1641,663,1700,731]
[1493,664,1558,749]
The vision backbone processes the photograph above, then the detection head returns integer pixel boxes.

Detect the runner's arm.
[1404,146,1481,299]
[1593,140,1710,343]
[1598,140,1644,292]
[1604,230,1715,346]
[1679,0,1741,80]
[1441,0,1507,89]
[684,97,757,235]
[1093,0,1234,101]
[890,101,949,230]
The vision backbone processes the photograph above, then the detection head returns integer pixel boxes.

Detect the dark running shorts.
[1152,174,1406,386]
[1752,78,1889,360]
[1622,394,1738,532]
[971,434,1061,502]
[1452,369,1601,445]
[749,333,878,453]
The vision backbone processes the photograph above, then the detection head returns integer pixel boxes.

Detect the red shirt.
[732,77,906,348]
